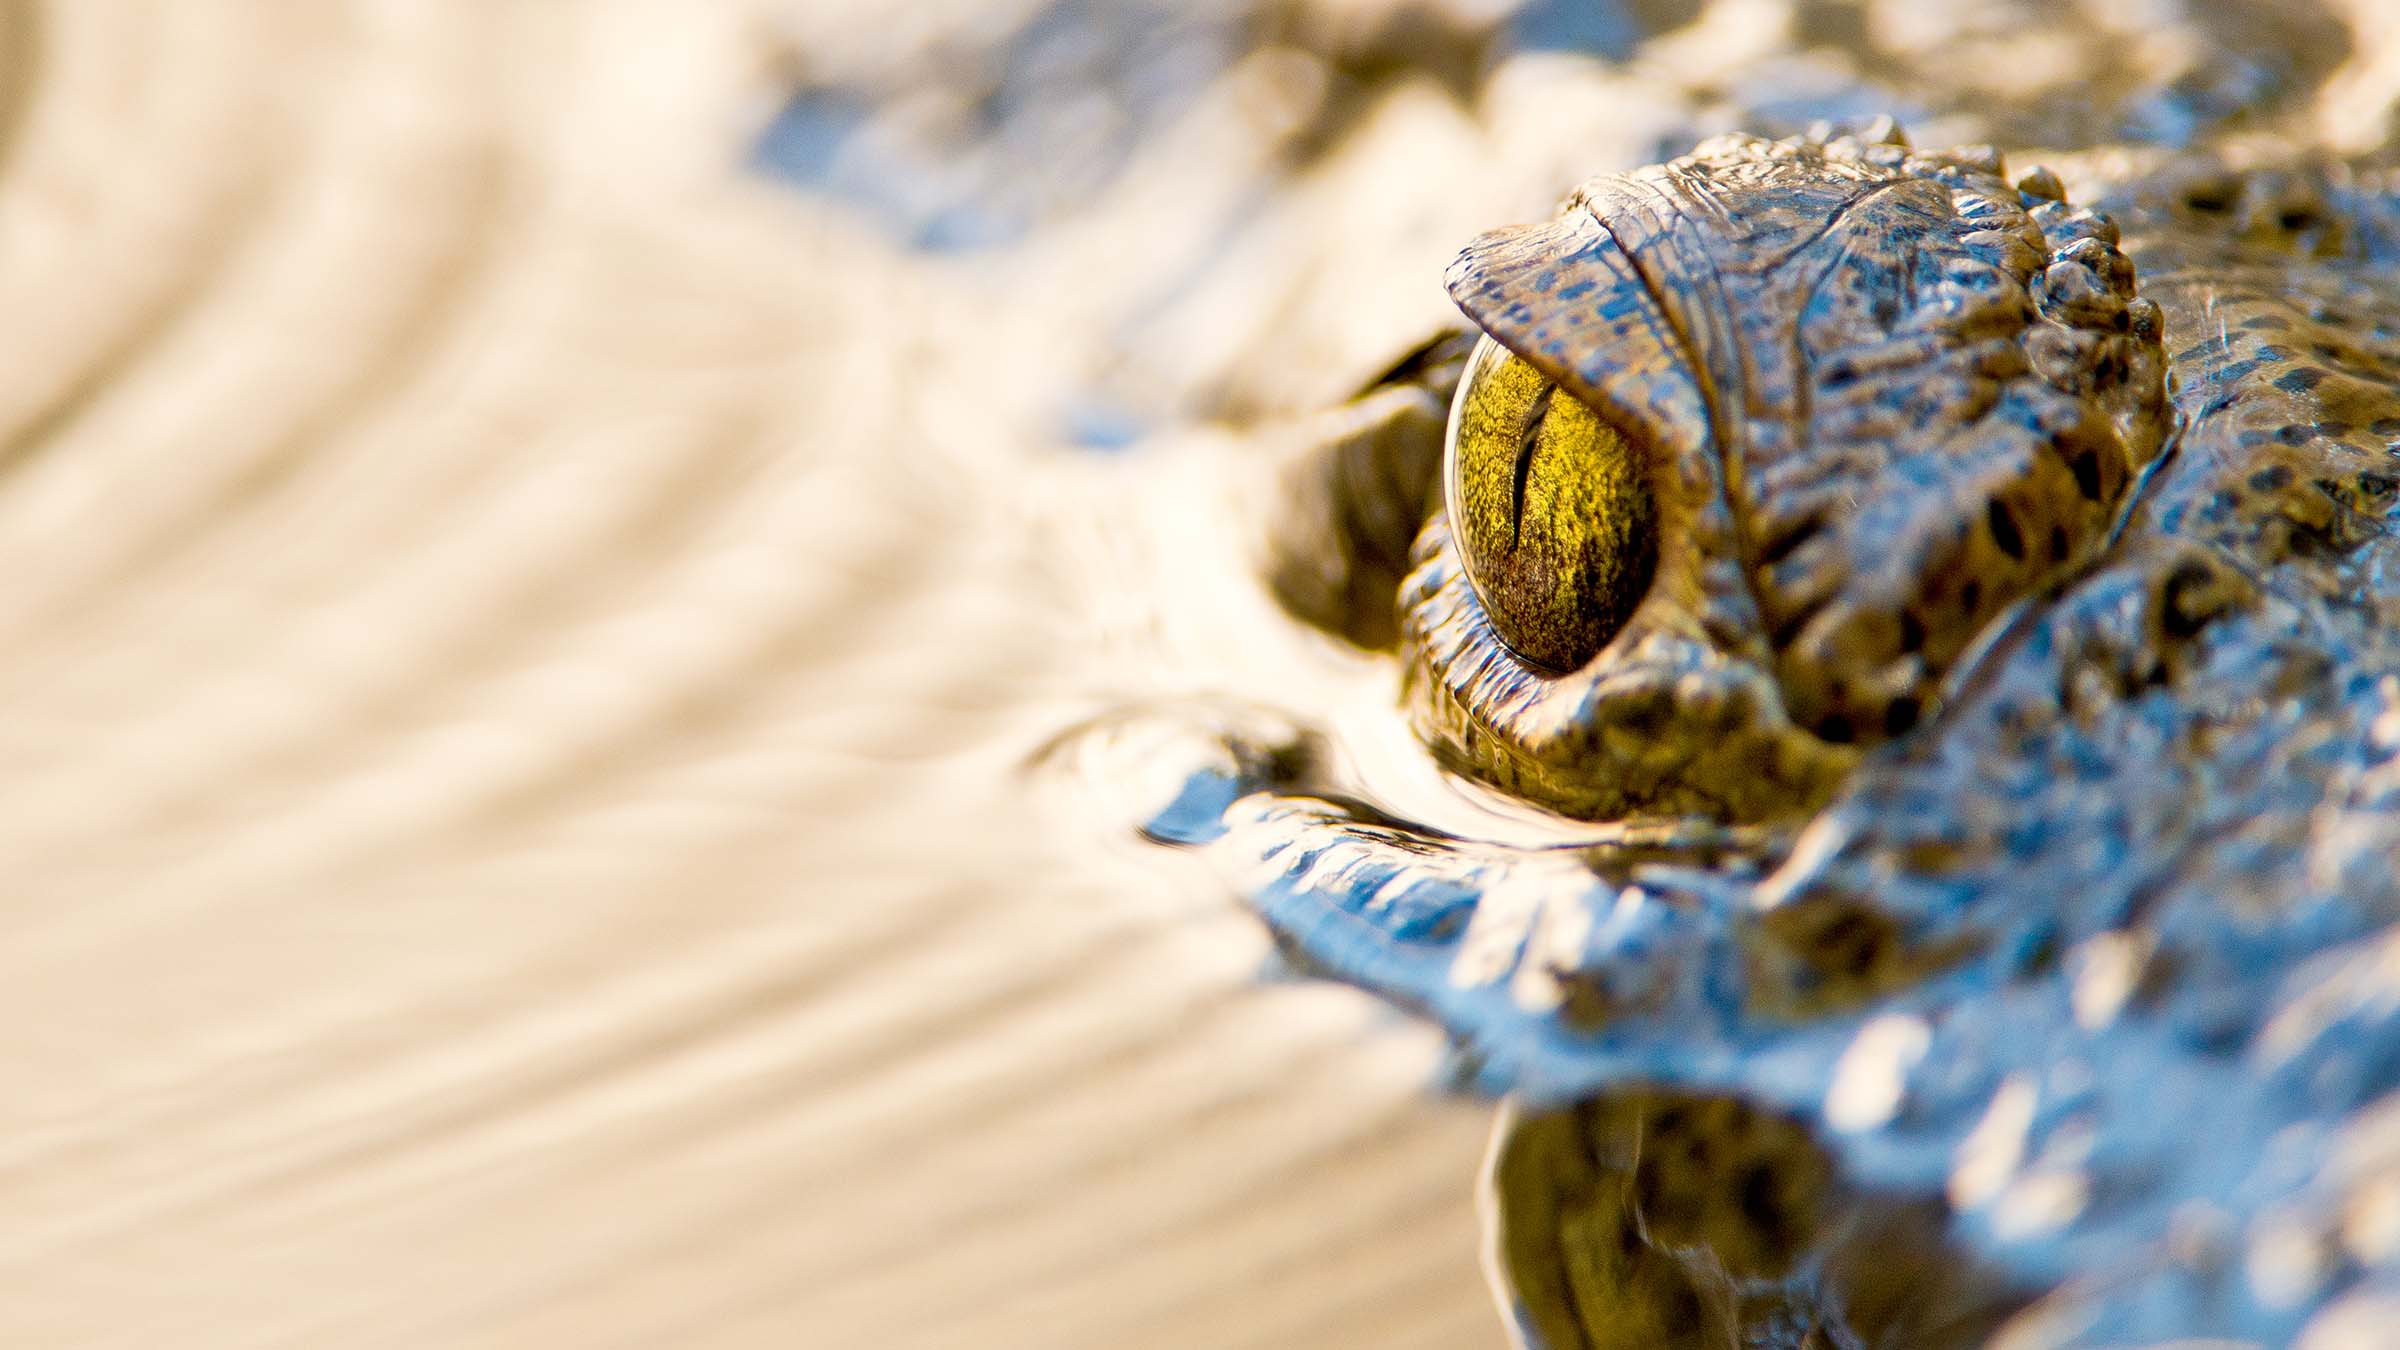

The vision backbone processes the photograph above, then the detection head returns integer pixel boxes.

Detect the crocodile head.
[1410,128,2169,822]
[1093,121,2400,1348]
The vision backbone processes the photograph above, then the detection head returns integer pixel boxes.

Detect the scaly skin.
[1107,125,2400,1346]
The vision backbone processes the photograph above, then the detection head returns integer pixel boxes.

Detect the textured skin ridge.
[1418,129,2168,820]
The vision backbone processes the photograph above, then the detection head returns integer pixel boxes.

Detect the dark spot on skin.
[2251,464,2294,491]
[2049,524,2070,562]
[2070,450,2104,500]
[2240,313,2288,330]
[1882,695,1921,737]
[2371,417,2400,436]
[2159,561,2223,640]
[1611,688,1677,736]
[1633,1156,1667,1207]
[2278,207,2321,233]
[1961,580,1981,612]
[2184,182,2236,213]
[1616,1215,1648,1257]
[2276,367,2329,394]
[1809,909,1885,973]
[2360,473,2396,501]
[1662,1284,1705,1333]
[1738,1162,1794,1249]
[2276,425,2312,446]
[1897,611,1925,652]
[1987,499,2025,560]
[1817,712,1856,744]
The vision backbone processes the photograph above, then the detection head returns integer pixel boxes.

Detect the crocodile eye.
[1442,335,1657,673]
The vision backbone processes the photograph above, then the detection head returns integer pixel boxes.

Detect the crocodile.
[1100,122,2400,1346]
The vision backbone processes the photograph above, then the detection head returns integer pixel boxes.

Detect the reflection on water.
[0,9,1519,1346]
[757,0,1246,250]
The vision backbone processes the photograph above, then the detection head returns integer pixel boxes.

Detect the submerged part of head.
[1408,126,2170,823]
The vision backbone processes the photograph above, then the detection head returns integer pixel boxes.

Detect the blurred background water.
[0,3,2393,1347]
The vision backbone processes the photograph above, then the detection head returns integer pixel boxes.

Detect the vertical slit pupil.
[1510,384,1553,549]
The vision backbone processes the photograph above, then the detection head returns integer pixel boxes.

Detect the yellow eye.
[1442,336,1656,674]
